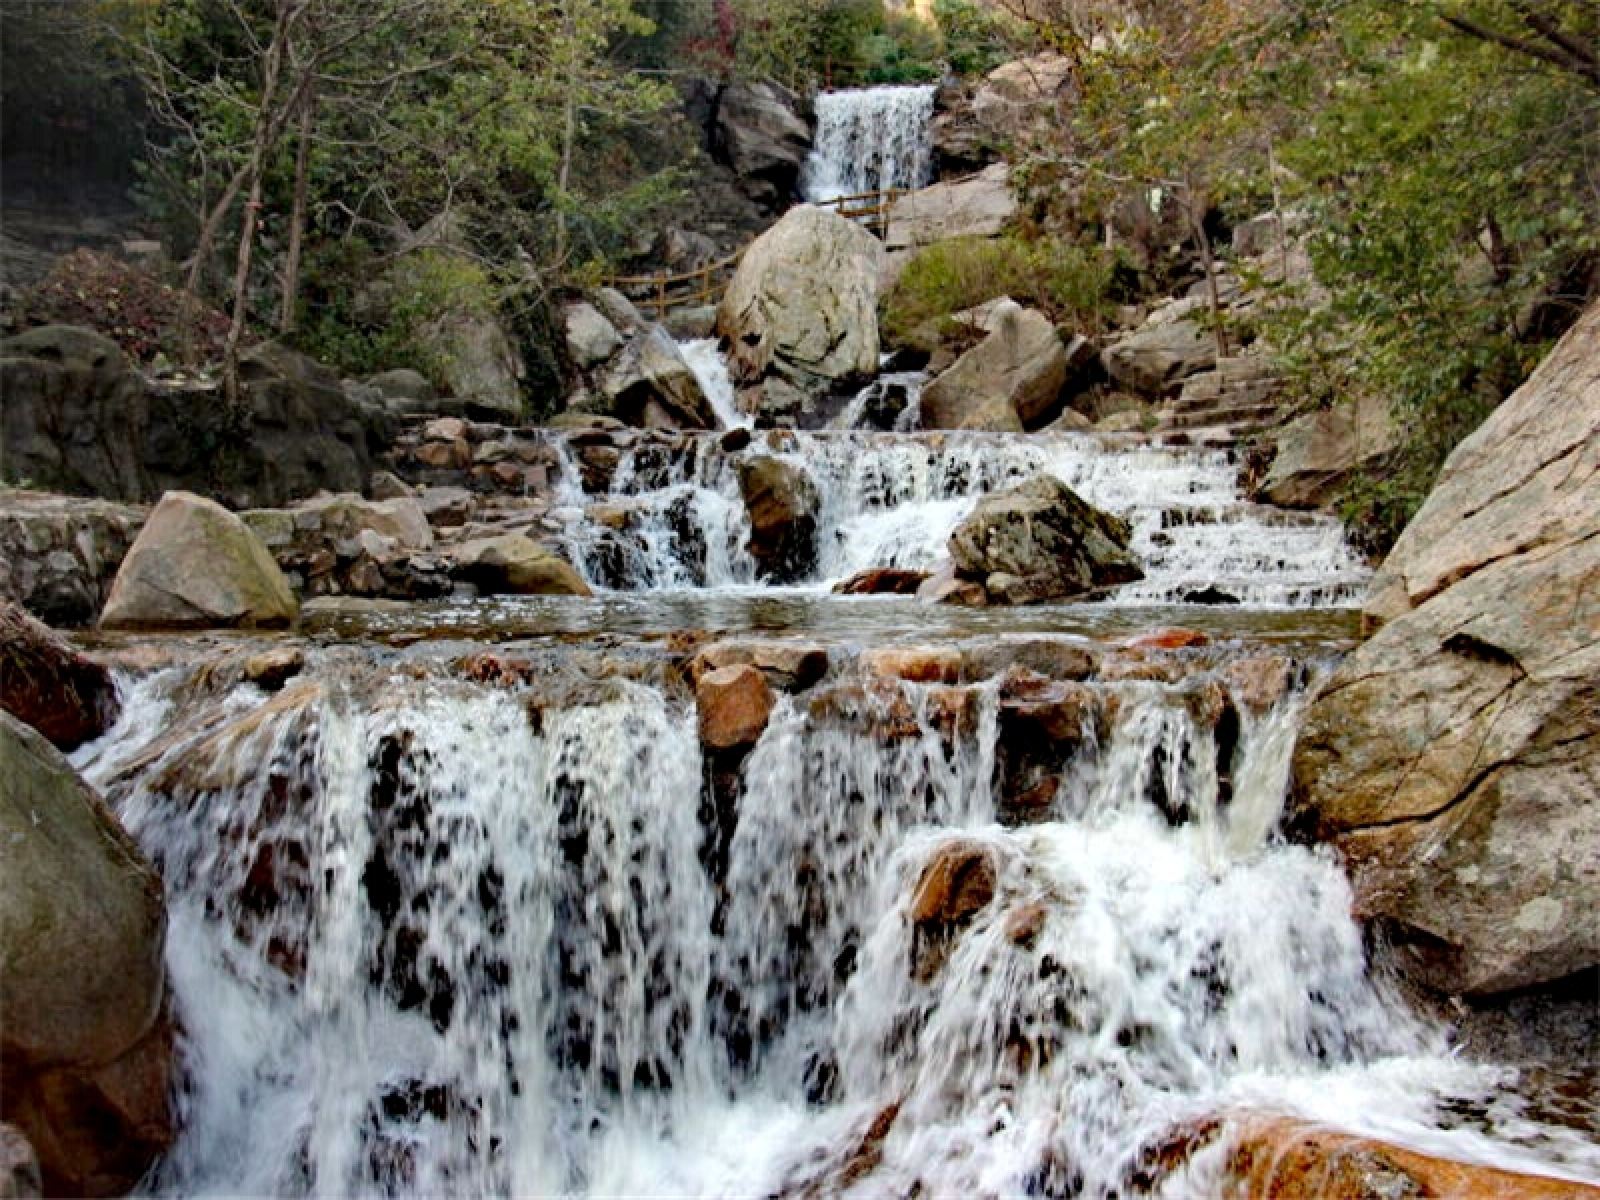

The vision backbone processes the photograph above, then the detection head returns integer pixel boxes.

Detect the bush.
[883,235,1125,350]
[15,249,231,365]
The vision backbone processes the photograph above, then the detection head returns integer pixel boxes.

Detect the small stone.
[1003,901,1049,946]
[696,664,775,751]
[242,645,305,691]
[1125,627,1209,651]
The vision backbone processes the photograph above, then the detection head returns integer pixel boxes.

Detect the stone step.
[1172,376,1283,412]
[1157,401,1282,431]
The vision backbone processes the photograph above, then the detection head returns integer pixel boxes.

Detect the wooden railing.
[606,187,904,319]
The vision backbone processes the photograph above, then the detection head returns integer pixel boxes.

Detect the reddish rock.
[861,644,962,684]
[1126,627,1209,651]
[999,671,1101,743]
[1003,901,1049,946]
[690,639,829,692]
[241,645,305,691]
[916,560,988,606]
[832,567,930,596]
[1223,1116,1600,1199]
[911,840,997,926]
[696,665,775,751]
[0,600,121,750]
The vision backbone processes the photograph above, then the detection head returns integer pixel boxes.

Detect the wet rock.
[241,645,305,692]
[1102,319,1216,397]
[1182,585,1239,606]
[720,426,753,453]
[1291,300,1600,999]
[738,456,818,584]
[690,639,829,693]
[1222,653,1295,715]
[886,163,1017,250]
[832,567,929,596]
[100,491,297,630]
[861,644,962,685]
[1125,627,1209,651]
[916,561,988,606]
[910,839,998,981]
[592,326,716,431]
[0,490,143,626]
[0,600,120,749]
[1003,901,1049,947]
[919,300,1067,431]
[0,1124,42,1199]
[450,534,591,597]
[961,637,1097,682]
[1258,393,1399,509]
[718,206,883,400]
[0,712,173,1196]
[948,475,1142,604]
[1223,1116,1598,1199]
[696,664,775,751]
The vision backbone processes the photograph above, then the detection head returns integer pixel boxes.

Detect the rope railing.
[605,187,905,319]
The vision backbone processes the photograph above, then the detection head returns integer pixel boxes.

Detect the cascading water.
[548,430,1369,607]
[76,645,1600,1196]
[801,85,936,203]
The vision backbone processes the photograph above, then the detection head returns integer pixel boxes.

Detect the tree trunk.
[1186,170,1230,362]
[178,163,248,367]
[279,86,315,335]
[223,0,297,406]
[553,1,578,266]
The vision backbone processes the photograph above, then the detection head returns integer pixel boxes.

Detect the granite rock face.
[1291,300,1600,997]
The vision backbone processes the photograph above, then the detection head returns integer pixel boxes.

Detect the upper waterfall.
[801,84,936,202]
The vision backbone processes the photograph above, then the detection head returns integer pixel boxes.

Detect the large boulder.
[0,490,143,626]
[592,326,716,430]
[0,326,149,500]
[99,491,298,630]
[364,368,437,416]
[885,164,1017,251]
[711,81,812,211]
[0,712,172,1196]
[0,601,119,750]
[738,455,819,584]
[1290,301,1600,998]
[1258,394,1400,509]
[919,300,1068,431]
[949,475,1143,604]
[1102,319,1216,397]
[414,312,524,421]
[717,205,883,398]
[969,53,1075,147]
[451,534,591,596]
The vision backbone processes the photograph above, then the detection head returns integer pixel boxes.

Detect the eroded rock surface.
[1291,301,1600,997]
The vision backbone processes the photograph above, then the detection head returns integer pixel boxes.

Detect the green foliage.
[884,235,1125,349]
[713,0,947,90]
[933,0,1011,77]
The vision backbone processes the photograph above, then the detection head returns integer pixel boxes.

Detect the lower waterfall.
[74,644,1600,1197]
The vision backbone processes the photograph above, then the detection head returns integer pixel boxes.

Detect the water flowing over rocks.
[948,474,1143,604]
[0,599,119,748]
[696,664,775,750]
[1292,300,1600,1000]
[0,712,172,1196]
[100,491,298,630]
[738,454,819,583]
[717,206,883,413]
[801,85,934,203]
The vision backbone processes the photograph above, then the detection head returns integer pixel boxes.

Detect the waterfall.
[801,85,936,203]
[548,431,1370,606]
[679,338,747,431]
[76,653,1600,1197]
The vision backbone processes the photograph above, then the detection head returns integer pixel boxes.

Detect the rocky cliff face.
[1290,301,1600,1001]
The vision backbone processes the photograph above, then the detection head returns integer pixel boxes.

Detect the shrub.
[15,249,231,364]
[883,235,1124,350]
